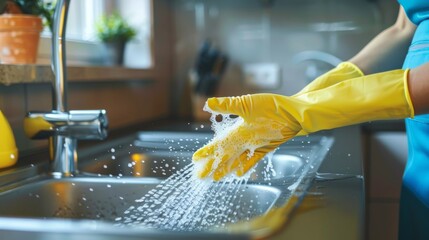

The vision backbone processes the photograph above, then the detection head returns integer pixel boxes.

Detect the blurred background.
[169,0,397,118]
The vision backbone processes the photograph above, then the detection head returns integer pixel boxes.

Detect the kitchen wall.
[171,0,399,118]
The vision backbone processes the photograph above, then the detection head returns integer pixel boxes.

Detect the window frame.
[37,0,153,68]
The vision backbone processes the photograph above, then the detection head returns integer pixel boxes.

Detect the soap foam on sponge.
[194,101,283,180]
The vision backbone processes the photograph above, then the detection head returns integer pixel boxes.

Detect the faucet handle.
[24,110,108,140]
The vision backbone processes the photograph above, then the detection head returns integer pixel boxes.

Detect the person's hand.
[192,94,302,181]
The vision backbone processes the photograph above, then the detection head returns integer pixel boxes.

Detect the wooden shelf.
[0,64,156,85]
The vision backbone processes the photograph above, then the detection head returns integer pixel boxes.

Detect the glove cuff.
[403,69,415,118]
[293,69,415,134]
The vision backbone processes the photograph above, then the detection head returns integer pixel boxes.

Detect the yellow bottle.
[0,111,18,168]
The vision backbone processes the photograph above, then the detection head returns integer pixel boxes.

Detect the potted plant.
[96,12,137,66]
[0,0,54,64]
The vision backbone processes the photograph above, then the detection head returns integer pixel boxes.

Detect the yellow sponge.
[0,111,18,168]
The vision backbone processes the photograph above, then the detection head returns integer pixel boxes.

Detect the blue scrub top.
[396,1,429,239]
[399,0,429,25]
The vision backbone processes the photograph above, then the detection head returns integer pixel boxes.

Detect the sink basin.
[0,177,279,222]
[0,130,334,239]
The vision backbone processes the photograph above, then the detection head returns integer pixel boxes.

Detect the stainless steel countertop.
[273,125,365,240]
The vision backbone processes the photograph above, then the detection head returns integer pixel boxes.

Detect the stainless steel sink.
[0,130,334,239]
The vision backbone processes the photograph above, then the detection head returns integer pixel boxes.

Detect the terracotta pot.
[0,14,43,64]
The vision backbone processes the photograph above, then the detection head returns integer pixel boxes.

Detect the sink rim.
[0,215,249,239]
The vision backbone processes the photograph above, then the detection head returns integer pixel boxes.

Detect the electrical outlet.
[243,63,280,89]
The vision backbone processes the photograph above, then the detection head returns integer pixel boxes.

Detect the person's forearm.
[408,62,429,115]
[349,7,416,74]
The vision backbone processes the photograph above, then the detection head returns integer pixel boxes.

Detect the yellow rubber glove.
[193,69,414,180]
[294,62,363,136]
[294,62,364,96]
[0,111,18,168]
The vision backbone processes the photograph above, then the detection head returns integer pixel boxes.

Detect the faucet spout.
[52,0,69,112]
[24,0,109,177]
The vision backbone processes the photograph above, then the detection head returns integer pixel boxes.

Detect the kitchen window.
[38,0,152,69]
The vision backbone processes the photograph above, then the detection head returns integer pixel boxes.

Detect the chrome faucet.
[24,0,108,177]
[293,50,342,82]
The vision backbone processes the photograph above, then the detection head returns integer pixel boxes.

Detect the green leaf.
[96,12,137,43]
[2,0,56,33]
